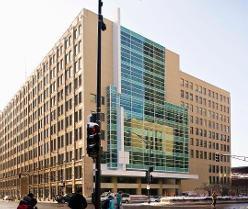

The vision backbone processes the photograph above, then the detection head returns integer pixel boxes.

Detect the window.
[78,25,81,35]
[196,150,199,158]
[190,104,193,112]
[65,167,72,180]
[74,28,78,39]
[190,93,193,101]
[204,151,207,159]
[181,90,184,98]
[209,165,212,173]
[185,92,189,99]
[208,141,212,149]
[74,58,81,73]
[75,166,82,179]
[190,116,193,123]
[191,150,194,158]
[195,84,198,92]
[185,80,188,88]
[190,127,194,134]
[74,41,81,56]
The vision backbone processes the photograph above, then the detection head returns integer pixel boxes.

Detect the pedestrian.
[211,191,217,208]
[102,195,113,209]
[109,195,117,209]
[116,191,122,209]
[17,193,38,209]
[68,192,87,209]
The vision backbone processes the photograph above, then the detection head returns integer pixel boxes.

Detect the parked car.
[122,194,148,204]
[55,193,73,203]
[121,193,130,203]
[150,195,161,202]
[3,195,13,200]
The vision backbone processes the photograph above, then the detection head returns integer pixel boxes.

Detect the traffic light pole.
[146,167,153,203]
[95,1,105,209]
[147,174,150,203]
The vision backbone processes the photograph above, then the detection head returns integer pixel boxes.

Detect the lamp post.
[94,1,106,209]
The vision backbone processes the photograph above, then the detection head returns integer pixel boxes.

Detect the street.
[128,203,248,209]
[1,200,248,209]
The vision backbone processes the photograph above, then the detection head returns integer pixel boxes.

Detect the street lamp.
[89,1,106,209]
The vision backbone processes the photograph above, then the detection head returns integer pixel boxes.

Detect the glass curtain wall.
[106,27,189,173]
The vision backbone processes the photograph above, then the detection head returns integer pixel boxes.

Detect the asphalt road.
[125,203,248,209]
[1,200,248,209]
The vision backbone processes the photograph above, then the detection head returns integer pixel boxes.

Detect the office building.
[0,8,230,199]
[164,48,231,193]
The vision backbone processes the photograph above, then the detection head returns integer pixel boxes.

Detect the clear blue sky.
[0,0,247,166]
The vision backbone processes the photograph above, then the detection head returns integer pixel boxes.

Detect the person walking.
[17,193,38,209]
[102,195,114,209]
[68,192,87,209]
[109,195,117,209]
[211,191,217,208]
[116,191,122,209]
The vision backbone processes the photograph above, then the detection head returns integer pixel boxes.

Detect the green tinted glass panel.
[106,27,189,173]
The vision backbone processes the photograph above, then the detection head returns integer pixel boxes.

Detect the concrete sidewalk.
[123,199,248,208]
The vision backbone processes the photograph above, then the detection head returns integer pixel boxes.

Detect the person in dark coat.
[102,195,114,209]
[68,193,87,209]
[17,193,37,209]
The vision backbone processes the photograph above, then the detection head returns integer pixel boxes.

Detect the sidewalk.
[123,199,248,208]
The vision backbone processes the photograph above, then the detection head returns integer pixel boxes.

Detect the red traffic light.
[87,122,100,135]
[86,122,100,158]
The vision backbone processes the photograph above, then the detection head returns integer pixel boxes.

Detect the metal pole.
[95,0,103,208]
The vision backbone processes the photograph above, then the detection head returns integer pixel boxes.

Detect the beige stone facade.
[165,50,231,193]
[0,9,110,199]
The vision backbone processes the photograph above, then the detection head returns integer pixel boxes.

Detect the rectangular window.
[190,150,194,158]
[196,150,199,158]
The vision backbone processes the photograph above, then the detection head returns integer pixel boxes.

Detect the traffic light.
[215,153,220,162]
[146,167,154,184]
[87,122,100,158]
